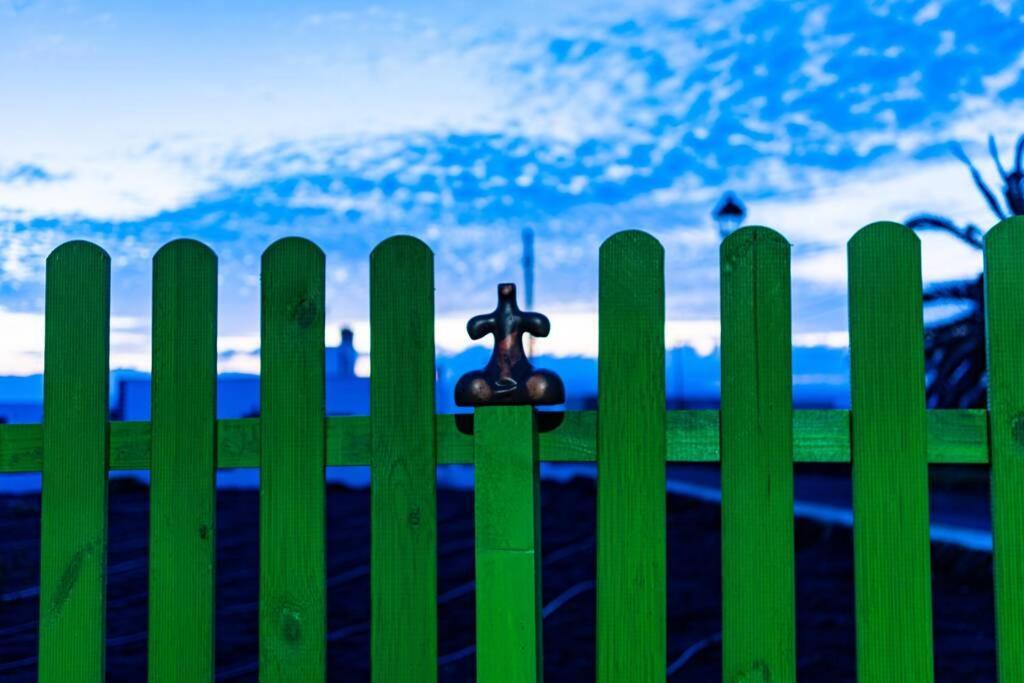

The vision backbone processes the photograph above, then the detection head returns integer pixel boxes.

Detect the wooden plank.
[369,236,437,682]
[983,216,1024,680]
[38,241,111,682]
[794,410,849,463]
[847,222,934,682]
[667,410,719,462]
[0,423,43,471]
[474,406,543,682]
[719,226,795,682]
[0,408,993,471]
[927,409,988,465]
[596,230,666,681]
[259,237,326,682]
[148,239,217,682]
[218,417,261,468]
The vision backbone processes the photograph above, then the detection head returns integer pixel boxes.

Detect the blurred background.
[1,1,1022,679]
[1,0,1021,418]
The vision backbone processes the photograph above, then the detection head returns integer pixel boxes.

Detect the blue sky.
[1,0,1022,373]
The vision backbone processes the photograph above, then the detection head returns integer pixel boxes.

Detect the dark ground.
[0,469,996,681]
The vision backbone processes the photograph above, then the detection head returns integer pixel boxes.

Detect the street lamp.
[712,191,746,239]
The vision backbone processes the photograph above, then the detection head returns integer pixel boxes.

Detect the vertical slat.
[984,215,1024,681]
[474,406,542,682]
[148,239,217,682]
[38,241,110,682]
[719,227,796,682]
[260,237,326,681]
[370,236,437,681]
[847,222,934,682]
[597,230,666,681]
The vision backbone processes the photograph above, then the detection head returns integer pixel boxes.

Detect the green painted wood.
[474,406,543,682]
[983,216,1024,680]
[38,241,111,682]
[597,230,666,681]
[847,222,934,682]
[259,237,326,682]
[926,409,988,465]
[0,409,991,471]
[719,226,796,682]
[148,239,217,682]
[0,423,42,472]
[369,236,437,682]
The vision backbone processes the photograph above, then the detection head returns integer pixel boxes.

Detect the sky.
[1,0,1023,374]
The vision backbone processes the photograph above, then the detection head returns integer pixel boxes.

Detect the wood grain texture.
[148,240,217,682]
[719,227,796,682]
[0,409,990,470]
[38,241,110,682]
[848,222,934,682]
[983,216,1024,681]
[259,238,326,682]
[474,406,542,683]
[597,230,666,681]
[369,236,437,682]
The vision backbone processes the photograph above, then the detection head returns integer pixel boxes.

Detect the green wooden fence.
[2,217,1022,681]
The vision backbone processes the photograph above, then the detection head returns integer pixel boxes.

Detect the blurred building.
[0,402,43,424]
[115,327,369,420]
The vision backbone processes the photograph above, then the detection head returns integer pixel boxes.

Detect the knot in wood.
[291,295,318,328]
[454,283,565,407]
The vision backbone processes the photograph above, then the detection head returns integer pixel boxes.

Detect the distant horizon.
[0,341,853,425]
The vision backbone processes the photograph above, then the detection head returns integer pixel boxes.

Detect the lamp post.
[713,191,746,239]
[521,227,534,311]
[522,226,535,355]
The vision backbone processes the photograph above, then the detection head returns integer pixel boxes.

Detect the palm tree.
[906,134,1024,408]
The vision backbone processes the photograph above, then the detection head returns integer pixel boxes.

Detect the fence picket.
[597,230,666,681]
[260,238,327,681]
[148,239,217,682]
[847,222,934,681]
[474,406,542,681]
[369,236,437,681]
[983,216,1024,680]
[719,227,796,682]
[38,241,111,682]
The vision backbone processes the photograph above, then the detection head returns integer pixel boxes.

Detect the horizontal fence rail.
[2,216,1021,682]
[0,408,993,470]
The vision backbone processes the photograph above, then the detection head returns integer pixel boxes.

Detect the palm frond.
[923,278,982,304]
[990,134,1009,181]
[906,215,984,248]
[951,140,1007,220]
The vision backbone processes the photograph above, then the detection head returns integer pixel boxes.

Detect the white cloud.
[913,1,943,24]
[0,307,43,374]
